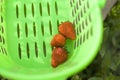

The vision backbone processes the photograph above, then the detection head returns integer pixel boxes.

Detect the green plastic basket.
[0,0,106,80]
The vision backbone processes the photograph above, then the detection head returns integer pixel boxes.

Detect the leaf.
[88,77,103,80]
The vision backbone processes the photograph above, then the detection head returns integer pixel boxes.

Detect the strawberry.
[58,22,76,40]
[51,34,66,47]
[51,47,68,68]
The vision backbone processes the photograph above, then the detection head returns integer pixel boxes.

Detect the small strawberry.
[51,34,66,47]
[51,47,68,68]
[58,22,76,40]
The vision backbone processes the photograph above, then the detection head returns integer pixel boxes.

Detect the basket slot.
[82,21,85,30]
[0,35,2,42]
[17,23,20,38]
[74,40,76,49]
[86,30,89,39]
[31,3,34,17]
[89,14,92,22]
[47,2,50,16]
[39,3,42,16]
[33,22,36,37]
[2,36,4,44]
[55,2,58,15]
[3,47,7,55]
[1,26,4,33]
[87,1,90,8]
[24,4,27,18]
[41,22,44,36]
[16,5,19,18]
[1,16,3,23]
[18,43,21,59]
[26,42,30,58]
[70,0,73,7]
[43,41,46,57]
[79,24,82,33]
[49,21,52,35]
[1,46,4,54]
[1,46,6,55]
[79,36,82,45]
[76,27,79,35]
[77,38,80,47]
[90,27,93,36]
[57,20,59,27]
[35,42,38,58]
[25,23,28,37]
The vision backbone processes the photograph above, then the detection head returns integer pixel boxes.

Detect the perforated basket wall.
[0,0,105,80]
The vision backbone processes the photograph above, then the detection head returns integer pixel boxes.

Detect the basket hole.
[17,23,20,38]
[35,42,38,58]
[89,14,92,22]
[1,46,4,54]
[80,36,82,45]
[43,41,46,57]
[1,16,3,23]
[74,6,76,14]
[73,0,75,3]
[76,2,79,10]
[86,30,89,39]
[57,20,59,27]
[87,1,90,8]
[51,46,54,51]
[82,21,85,30]
[73,20,75,25]
[31,3,34,17]
[39,3,42,16]
[41,22,44,36]
[70,0,73,7]
[0,0,3,2]
[26,43,30,58]
[2,37,5,44]
[0,35,2,42]
[77,39,79,47]
[25,23,28,37]
[47,2,50,16]
[84,5,86,13]
[77,27,79,35]
[90,27,93,36]
[1,26,4,34]
[3,48,7,55]
[18,43,21,59]
[74,40,77,49]
[24,4,27,18]
[72,10,74,17]
[85,18,88,27]
[80,10,83,17]
[79,24,82,33]
[79,0,81,5]
[33,22,36,37]
[49,21,52,35]
[75,16,78,24]
[16,5,19,18]
[55,2,58,15]
[83,33,86,43]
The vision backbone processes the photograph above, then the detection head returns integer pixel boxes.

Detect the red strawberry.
[51,47,68,68]
[51,34,66,47]
[58,22,76,40]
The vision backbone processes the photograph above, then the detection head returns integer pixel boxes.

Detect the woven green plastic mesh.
[0,0,105,80]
